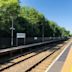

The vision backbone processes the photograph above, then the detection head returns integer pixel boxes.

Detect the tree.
[0,0,20,37]
[20,7,46,37]
[0,2,70,38]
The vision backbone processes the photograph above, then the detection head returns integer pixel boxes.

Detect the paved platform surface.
[61,45,72,72]
[46,38,72,72]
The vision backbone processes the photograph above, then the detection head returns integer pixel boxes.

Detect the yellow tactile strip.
[61,45,72,72]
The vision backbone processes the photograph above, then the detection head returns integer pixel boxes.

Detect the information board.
[17,33,26,38]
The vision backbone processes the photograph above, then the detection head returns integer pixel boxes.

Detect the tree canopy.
[0,0,70,37]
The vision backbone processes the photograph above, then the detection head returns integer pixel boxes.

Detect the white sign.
[17,33,26,38]
[34,37,37,40]
[10,27,15,30]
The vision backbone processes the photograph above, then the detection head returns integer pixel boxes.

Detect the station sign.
[17,33,26,38]
[34,37,38,40]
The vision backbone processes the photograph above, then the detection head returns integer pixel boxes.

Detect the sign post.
[16,33,26,46]
[10,16,15,46]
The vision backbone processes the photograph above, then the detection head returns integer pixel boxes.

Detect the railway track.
[0,41,68,72]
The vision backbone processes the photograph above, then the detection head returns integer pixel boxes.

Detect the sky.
[20,0,72,34]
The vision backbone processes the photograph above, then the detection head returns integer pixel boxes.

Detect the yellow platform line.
[61,45,72,72]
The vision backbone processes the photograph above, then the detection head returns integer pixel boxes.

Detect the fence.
[0,37,64,49]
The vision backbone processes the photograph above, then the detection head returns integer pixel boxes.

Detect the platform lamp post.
[10,16,15,46]
[42,23,44,42]
[53,28,55,39]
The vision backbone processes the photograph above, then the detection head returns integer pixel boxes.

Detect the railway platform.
[45,38,72,72]
[61,44,72,72]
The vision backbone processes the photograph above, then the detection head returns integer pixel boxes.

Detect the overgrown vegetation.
[0,0,70,37]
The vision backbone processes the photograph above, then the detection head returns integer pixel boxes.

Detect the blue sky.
[20,0,72,34]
